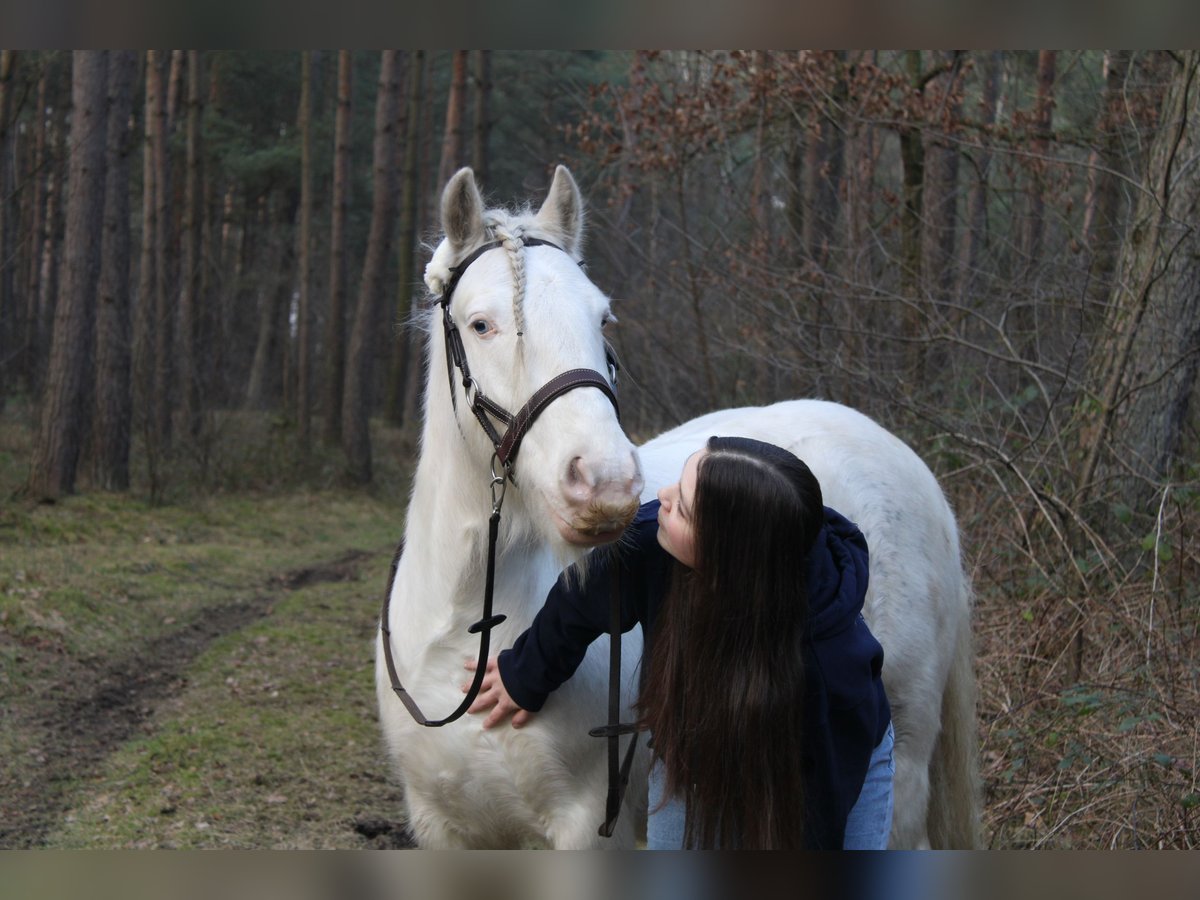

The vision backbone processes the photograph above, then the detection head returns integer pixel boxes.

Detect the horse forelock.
[424,199,582,296]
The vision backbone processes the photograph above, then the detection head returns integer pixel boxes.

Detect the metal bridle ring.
[489,453,510,514]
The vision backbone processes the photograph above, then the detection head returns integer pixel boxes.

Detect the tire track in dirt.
[0,549,373,848]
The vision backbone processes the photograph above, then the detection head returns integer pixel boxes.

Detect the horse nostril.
[566,456,592,490]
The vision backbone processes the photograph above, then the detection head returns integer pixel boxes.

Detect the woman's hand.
[464,656,535,729]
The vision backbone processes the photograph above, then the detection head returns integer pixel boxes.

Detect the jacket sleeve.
[497,504,660,712]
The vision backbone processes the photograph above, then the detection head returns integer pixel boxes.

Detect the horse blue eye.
[471,320,490,335]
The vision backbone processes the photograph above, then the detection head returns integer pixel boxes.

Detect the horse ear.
[535,165,584,258]
[441,167,485,253]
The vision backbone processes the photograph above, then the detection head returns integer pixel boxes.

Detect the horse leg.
[889,715,935,849]
[403,789,477,849]
[545,799,636,849]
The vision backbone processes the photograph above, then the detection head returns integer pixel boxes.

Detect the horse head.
[424,166,643,551]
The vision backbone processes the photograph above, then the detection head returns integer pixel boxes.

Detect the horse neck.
[401,356,551,622]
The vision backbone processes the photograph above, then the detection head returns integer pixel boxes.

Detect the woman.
[469,436,893,849]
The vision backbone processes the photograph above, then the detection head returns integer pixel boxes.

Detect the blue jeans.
[842,720,895,850]
[646,721,895,850]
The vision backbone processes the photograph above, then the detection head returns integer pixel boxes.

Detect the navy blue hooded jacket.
[497,499,890,849]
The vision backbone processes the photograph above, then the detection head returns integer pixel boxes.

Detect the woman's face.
[656,450,703,568]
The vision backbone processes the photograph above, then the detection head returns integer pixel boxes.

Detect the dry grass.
[959,479,1200,848]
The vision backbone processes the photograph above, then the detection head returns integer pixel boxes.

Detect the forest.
[1,50,1199,848]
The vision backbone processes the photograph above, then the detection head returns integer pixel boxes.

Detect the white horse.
[377,166,979,849]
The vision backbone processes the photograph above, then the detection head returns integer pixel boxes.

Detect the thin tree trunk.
[956,51,1001,304]
[150,49,173,449]
[322,50,352,445]
[749,51,770,242]
[921,52,962,304]
[29,51,108,500]
[1024,50,1057,272]
[1082,50,1132,309]
[899,51,926,302]
[134,51,159,440]
[93,50,137,491]
[165,50,184,136]
[1078,52,1200,507]
[437,50,468,188]
[296,50,314,451]
[197,53,220,410]
[34,117,62,399]
[419,52,436,253]
[342,50,401,484]
[471,50,490,185]
[0,50,17,410]
[23,61,49,394]
[177,50,203,438]
[676,166,717,409]
[245,193,298,411]
[810,53,847,266]
[385,50,424,428]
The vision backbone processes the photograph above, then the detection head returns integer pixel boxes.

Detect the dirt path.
[0,549,411,848]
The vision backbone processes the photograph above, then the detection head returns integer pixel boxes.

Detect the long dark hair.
[638,436,825,849]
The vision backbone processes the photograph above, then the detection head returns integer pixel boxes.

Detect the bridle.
[380,235,619,728]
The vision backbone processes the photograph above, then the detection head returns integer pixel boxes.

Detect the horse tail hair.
[926,588,982,849]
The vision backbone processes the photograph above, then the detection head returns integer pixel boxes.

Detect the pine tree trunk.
[471,50,490,185]
[166,50,185,136]
[296,50,314,451]
[322,50,352,445]
[342,50,401,484]
[22,62,49,394]
[29,51,109,500]
[198,54,220,410]
[437,50,468,188]
[93,50,137,491]
[245,193,298,411]
[0,50,17,411]
[134,51,158,438]
[178,50,203,439]
[150,50,174,450]
[385,50,424,428]
[1078,52,1200,509]
[34,116,62,399]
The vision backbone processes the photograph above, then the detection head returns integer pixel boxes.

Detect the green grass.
[1,405,415,847]
[43,572,403,848]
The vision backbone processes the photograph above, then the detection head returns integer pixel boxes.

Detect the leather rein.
[380,236,619,728]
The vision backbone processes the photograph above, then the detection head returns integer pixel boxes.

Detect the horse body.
[377,167,978,849]
[637,400,978,848]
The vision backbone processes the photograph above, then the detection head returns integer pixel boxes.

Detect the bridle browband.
[380,235,620,725]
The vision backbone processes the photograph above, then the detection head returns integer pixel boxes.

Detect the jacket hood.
[805,507,870,639]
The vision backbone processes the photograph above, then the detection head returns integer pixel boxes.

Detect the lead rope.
[588,553,642,837]
[380,457,510,727]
